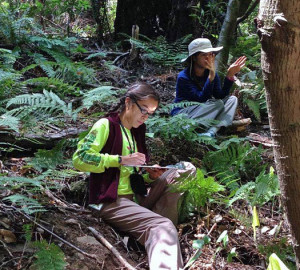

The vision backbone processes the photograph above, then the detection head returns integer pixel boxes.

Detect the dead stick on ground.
[3,205,100,264]
[88,226,136,270]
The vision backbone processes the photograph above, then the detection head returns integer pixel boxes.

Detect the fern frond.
[0,176,44,189]
[25,77,78,96]
[33,240,67,270]
[6,89,76,120]
[0,114,20,132]
[3,194,46,214]
[158,101,200,114]
[29,141,66,172]
[80,86,123,110]
[171,169,224,222]
[85,52,107,60]
[244,98,261,122]
[125,34,192,68]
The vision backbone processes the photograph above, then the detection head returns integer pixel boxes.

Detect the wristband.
[118,156,122,164]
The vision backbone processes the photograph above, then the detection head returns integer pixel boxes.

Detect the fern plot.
[33,240,67,270]
[125,34,192,68]
[171,169,225,222]
[203,140,266,190]
[79,85,125,110]
[228,167,280,207]
[5,89,76,121]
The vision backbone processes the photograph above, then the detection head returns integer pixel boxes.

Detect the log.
[88,227,136,270]
[0,127,87,154]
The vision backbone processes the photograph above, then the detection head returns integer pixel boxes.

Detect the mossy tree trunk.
[257,0,300,266]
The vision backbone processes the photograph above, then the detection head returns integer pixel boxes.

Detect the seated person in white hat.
[171,38,246,137]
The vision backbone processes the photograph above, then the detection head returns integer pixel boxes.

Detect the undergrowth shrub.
[228,166,280,207]
[171,169,225,223]
[203,140,265,190]
[125,34,192,68]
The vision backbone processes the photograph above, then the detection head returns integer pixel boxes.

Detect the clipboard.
[124,165,177,170]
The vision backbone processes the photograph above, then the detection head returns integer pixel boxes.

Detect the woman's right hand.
[120,152,146,166]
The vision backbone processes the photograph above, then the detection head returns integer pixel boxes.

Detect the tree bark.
[215,0,240,76]
[257,0,300,266]
[114,0,171,39]
[215,0,257,76]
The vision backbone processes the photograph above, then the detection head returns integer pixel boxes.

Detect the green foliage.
[3,194,45,214]
[6,89,76,120]
[80,85,124,110]
[172,169,225,222]
[0,135,27,153]
[229,167,280,207]
[240,70,267,122]
[127,34,192,68]
[33,240,67,270]
[29,141,66,172]
[0,67,24,100]
[24,77,79,97]
[184,236,211,269]
[229,209,252,228]
[147,112,217,144]
[231,35,261,69]
[0,48,20,68]
[23,223,33,242]
[190,1,227,38]
[203,141,265,190]
[0,115,20,132]
[258,238,296,270]
[85,52,107,60]
[0,7,41,45]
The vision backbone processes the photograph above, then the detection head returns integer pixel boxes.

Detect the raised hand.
[227,56,247,78]
[205,53,216,82]
[120,152,146,166]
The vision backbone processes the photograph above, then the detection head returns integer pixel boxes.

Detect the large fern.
[147,113,218,144]
[33,240,67,270]
[124,34,192,68]
[29,141,66,172]
[3,194,46,214]
[228,167,280,206]
[203,140,265,190]
[171,169,225,222]
[80,85,125,110]
[0,114,20,132]
[24,77,79,96]
[6,89,76,120]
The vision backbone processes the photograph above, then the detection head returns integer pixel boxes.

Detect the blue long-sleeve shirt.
[171,68,234,115]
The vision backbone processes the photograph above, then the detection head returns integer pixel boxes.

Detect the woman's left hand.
[226,56,247,78]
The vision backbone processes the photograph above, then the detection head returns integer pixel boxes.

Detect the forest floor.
[0,53,296,270]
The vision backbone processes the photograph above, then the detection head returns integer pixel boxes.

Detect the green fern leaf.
[34,240,67,270]
[3,194,45,214]
[0,114,20,132]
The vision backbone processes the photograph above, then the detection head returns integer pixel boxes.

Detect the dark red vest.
[89,113,149,204]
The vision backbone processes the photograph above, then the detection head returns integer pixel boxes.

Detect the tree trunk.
[166,0,198,42]
[215,0,240,76]
[114,0,171,39]
[257,0,300,266]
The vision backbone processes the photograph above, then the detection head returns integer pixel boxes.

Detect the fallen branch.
[88,226,136,270]
[2,204,101,264]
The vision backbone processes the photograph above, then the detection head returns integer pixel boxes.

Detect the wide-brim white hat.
[181,38,223,62]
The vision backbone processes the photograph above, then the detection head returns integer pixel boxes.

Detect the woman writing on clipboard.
[73,83,194,270]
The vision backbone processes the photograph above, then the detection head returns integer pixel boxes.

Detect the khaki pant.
[98,163,196,270]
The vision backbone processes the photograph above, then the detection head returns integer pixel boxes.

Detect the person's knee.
[214,99,225,110]
[228,95,238,105]
[149,217,178,241]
